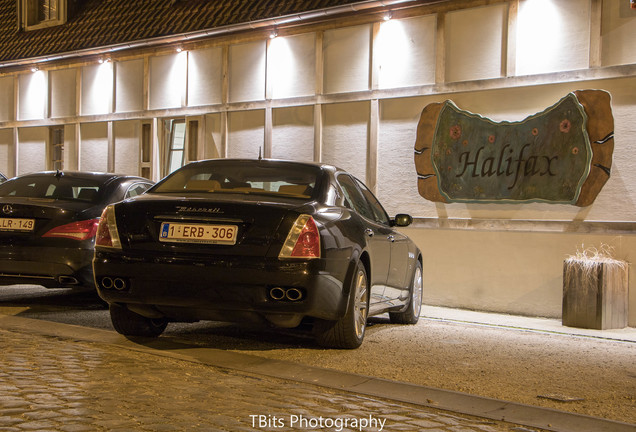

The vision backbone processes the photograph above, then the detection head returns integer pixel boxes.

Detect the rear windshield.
[0,176,104,203]
[151,161,320,199]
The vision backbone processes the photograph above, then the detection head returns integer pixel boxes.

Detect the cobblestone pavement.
[0,328,535,432]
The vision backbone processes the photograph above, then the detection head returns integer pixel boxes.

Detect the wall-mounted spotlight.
[176,46,183,53]
[383,12,392,21]
[269,30,278,39]
[30,66,39,72]
[98,57,111,64]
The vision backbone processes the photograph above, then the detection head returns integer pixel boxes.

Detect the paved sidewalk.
[0,327,518,432]
[421,306,636,342]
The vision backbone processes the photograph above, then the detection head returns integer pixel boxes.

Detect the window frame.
[19,0,67,31]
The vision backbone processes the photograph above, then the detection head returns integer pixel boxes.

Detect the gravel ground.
[226,316,636,425]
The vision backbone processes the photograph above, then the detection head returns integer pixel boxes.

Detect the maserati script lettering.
[176,206,224,214]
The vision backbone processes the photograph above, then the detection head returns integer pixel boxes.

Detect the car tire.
[389,260,422,325]
[109,303,168,337]
[315,260,369,349]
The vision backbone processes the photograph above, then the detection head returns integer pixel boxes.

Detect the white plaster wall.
[0,129,11,176]
[602,0,636,66]
[116,59,144,113]
[204,113,222,159]
[377,15,436,89]
[446,4,506,83]
[0,77,13,122]
[114,120,139,175]
[377,97,425,217]
[50,68,76,118]
[322,102,369,182]
[149,53,187,109]
[79,122,108,172]
[81,64,112,115]
[269,33,316,99]
[17,127,46,174]
[227,110,264,158]
[403,227,636,326]
[188,47,223,107]
[272,106,314,162]
[229,41,266,103]
[323,25,370,94]
[516,0,590,75]
[18,71,47,121]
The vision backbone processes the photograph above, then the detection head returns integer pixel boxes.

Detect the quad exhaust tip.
[268,286,304,302]
[100,276,128,291]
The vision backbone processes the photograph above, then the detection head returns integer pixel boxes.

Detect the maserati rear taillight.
[42,219,99,241]
[279,214,320,259]
[95,205,122,249]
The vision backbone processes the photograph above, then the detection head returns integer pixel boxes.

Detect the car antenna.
[258,147,262,161]
[55,169,64,179]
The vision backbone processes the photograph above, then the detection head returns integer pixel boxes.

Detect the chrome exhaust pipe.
[101,277,114,289]
[269,287,286,301]
[58,276,79,285]
[285,288,303,301]
[113,278,127,291]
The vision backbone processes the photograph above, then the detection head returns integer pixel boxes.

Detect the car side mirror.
[392,214,413,227]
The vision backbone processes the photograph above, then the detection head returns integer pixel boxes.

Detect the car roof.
[12,171,149,182]
[185,158,343,174]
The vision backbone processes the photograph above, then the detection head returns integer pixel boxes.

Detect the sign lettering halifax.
[414,90,614,206]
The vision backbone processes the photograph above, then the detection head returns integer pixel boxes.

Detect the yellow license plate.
[159,222,238,245]
[0,218,35,232]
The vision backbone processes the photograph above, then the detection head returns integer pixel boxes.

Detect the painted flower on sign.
[532,128,539,136]
[449,125,462,140]
[560,119,571,133]
[488,135,496,144]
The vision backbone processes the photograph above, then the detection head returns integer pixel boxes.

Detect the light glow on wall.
[171,51,188,106]
[27,70,46,116]
[376,19,409,89]
[94,61,113,112]
[268,36,296,99]
[19,69,47,120]
[516,0,565,75]
[150,51,188,109]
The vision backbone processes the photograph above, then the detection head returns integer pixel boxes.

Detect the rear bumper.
[0,246,94,288]
[93,250,351,326]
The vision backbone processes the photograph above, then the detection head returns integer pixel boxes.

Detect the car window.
[151,161,319,199]
[354,178,390,226]
[0,176,103,203]
[125,182,152,199]
[336,174,375,221]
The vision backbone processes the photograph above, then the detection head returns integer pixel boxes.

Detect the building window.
[163,119,199,177]
[49,126,64,171]
[20,0,67,30]
[140,123,152,180]
[165,119,186,176]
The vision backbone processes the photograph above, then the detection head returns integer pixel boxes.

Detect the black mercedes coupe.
[0,171,153,290]
[93,159,423,348]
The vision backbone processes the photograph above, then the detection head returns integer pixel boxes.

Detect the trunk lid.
[116,194,306,257]
[0,197,95,246]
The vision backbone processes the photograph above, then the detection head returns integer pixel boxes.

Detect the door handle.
[364,228,374,237]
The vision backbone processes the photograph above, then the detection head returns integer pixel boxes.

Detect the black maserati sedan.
[93,159,423,348]
[0,171,153,290]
